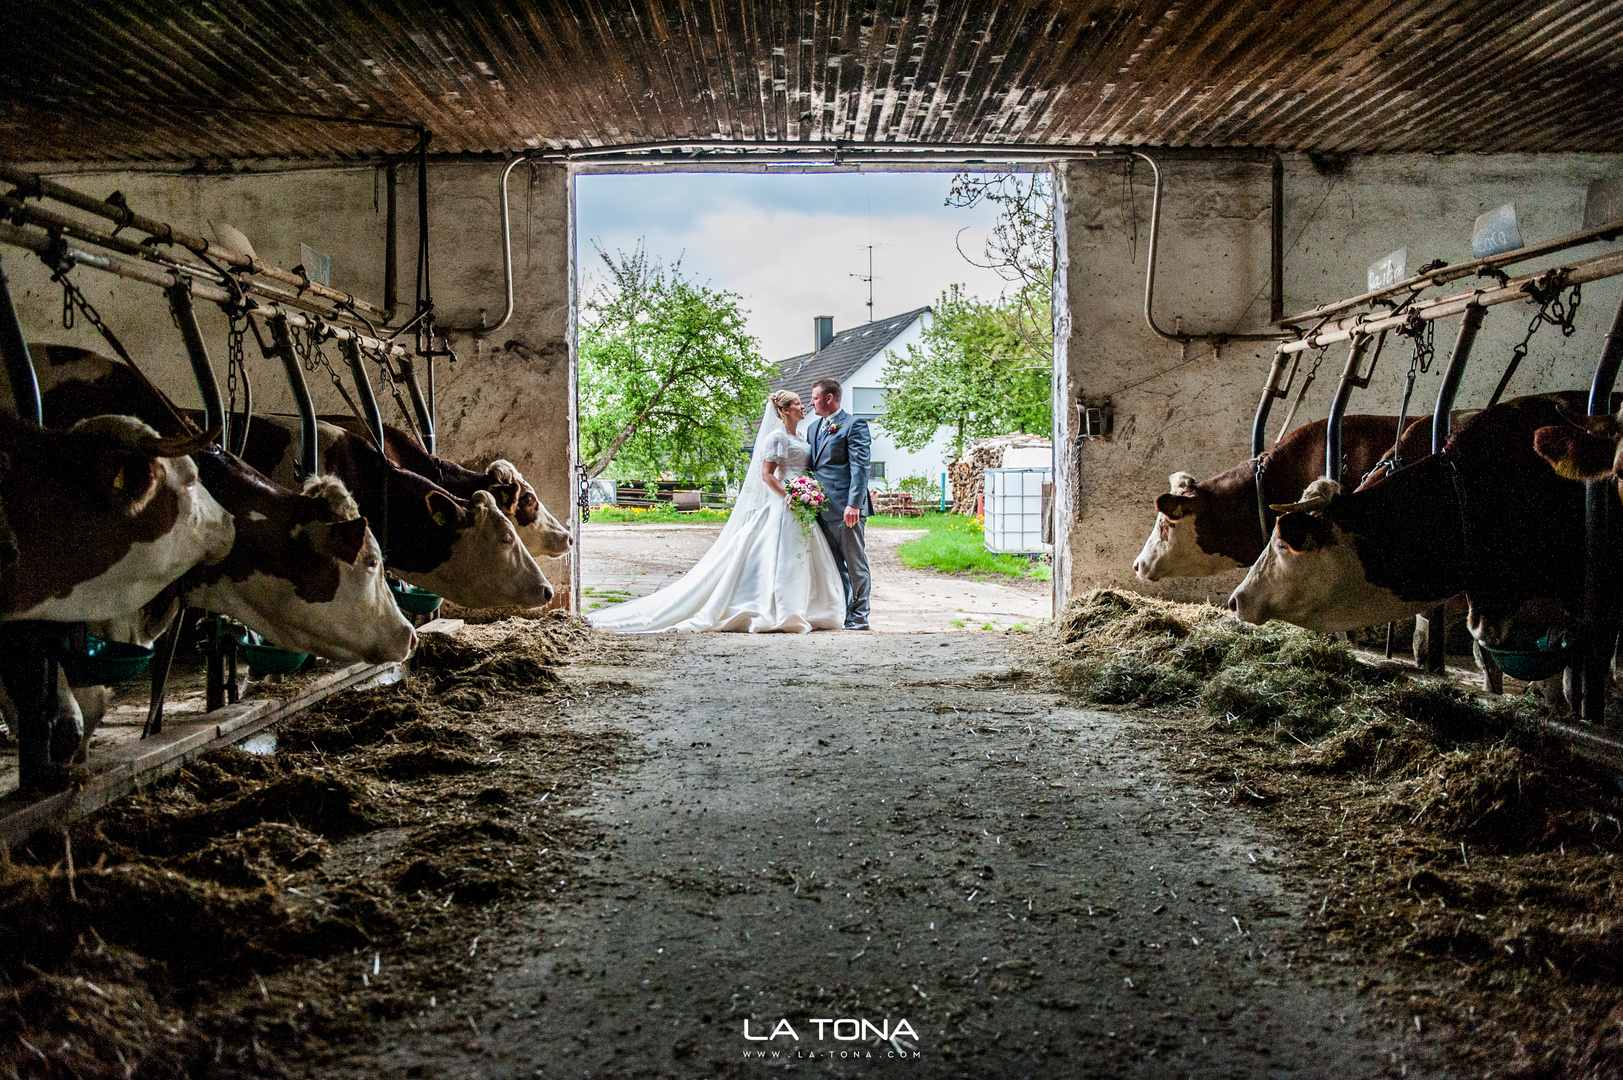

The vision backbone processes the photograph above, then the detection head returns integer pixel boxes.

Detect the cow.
[1133,415,1440,582]
[319,414,572,558]
[25,346,553,612]
[1228,393,1590,645]
[241,416,554,610]
[1534,408,1623,498]
[0,413,233,623]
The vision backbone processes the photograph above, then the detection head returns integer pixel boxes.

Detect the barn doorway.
[569,167,1056,632]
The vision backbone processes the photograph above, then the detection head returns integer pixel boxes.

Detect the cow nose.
[1131,558,1143,576]
[1226,595,1240,613]
[539,584,554,605]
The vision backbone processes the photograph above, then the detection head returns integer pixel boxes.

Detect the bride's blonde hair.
[770,389,800,420]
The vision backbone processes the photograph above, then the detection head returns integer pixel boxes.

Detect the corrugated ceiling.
[4,0,1623,163]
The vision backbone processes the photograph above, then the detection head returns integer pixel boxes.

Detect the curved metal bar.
[473,156,526,341]
[1582,292,1623,725]
[0,255,41,424]
[266,314,319,481]
[166,284,225,433]
[342,337,387,450]
[397,354,435,456]
[1324,335,1374,484]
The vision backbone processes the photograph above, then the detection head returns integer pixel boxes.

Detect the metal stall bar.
[342,337,387,449]
[1281,250,1623,355]
[166,284,225,432]
[1582,293,1623,726]
[396,355,435,454]
[0,223,406,357]
[1324,334,1381,484]
[1422,303,1488,675]
[266,315,319,481]
[1276,217,1623,329]
[0,254,41,424]
[0,163,391,321]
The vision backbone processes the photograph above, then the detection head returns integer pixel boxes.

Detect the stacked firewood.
[947,434,1051,514]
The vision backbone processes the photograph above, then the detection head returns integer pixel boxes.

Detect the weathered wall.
[2,159,575,605]
[1056,153,1623,607]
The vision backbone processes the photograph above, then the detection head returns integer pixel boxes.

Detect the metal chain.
[1386,313,1435,473]
[1487,276,1582,410]
[577,463,591,523]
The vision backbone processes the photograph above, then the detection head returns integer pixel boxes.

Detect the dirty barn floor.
[333,631,1424,1080]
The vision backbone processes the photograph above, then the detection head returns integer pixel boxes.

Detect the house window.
[869,461,886,480]
[851,387,888,415]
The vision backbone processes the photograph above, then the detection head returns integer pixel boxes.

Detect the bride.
[586,390,846,633]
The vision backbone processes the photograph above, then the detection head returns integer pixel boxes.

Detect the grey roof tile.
[772,307,930,401]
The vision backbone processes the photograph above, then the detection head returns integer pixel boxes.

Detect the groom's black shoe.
[844,623,870,631]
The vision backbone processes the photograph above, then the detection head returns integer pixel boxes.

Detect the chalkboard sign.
[1367,247,1407,291]
[1472,203,1522,258]
[1584,179,1623,231]
[298,243,332,287]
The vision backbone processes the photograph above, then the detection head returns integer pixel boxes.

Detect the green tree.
[877,285,1052,460]
[578,244,772,481]
[946,170,1054,355]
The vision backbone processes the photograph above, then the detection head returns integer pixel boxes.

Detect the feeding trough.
[390,581,443,616]
[236,634,309,676]
[60,636,154,685]
[1480,633,1574,683]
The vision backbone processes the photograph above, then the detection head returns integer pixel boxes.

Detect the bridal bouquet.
[785,475,827,530]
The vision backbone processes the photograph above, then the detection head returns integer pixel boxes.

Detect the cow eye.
[501,533,514,545]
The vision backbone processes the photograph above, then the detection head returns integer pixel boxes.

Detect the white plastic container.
[983,467,1051,554]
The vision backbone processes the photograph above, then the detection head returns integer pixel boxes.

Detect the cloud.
[577,172,1016,361]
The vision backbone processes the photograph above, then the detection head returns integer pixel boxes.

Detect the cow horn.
[1269,495,1334,514]
[135,426,222,459]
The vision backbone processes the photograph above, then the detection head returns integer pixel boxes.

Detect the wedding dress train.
[586,408,845,634]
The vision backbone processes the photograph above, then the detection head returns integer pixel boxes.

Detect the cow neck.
[1333,453,1470,603]
[1190,455,1270,565]
[1252,454,1273,551]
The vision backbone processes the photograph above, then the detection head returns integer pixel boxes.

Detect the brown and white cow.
[1228,394,1589,643]
[1133,415,1438,581]
[242,416,553,610]
[0,413,234,623]
[1534,408,1623,498]
[320,414,572,558]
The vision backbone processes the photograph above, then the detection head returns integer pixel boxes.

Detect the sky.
[574,170,1014,362]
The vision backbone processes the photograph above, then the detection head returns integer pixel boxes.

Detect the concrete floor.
[579,522,1053,633]
[354,632,1420,1080]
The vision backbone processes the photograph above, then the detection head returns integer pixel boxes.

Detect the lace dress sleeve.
[761,430,791,465]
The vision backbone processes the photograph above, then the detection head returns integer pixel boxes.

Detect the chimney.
[813,315,834,353]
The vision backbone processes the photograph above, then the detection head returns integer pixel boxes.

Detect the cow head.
[184,460,416,664]
[1226,478,1431,631]
[1132,473,1240,580]
[1534,411,1623,501]
[482,459,572,557]
[399,486,554,609]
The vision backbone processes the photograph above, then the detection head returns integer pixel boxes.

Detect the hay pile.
[0,613,629,1078]
[1054,590,1623,1078]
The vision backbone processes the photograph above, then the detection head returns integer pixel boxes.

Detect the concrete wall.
[2,159,576,606]
[1056,152,1623,608]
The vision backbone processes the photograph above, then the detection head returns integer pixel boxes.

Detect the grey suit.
[807,408,873,629]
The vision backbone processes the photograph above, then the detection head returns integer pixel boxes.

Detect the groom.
[806,378,873,630]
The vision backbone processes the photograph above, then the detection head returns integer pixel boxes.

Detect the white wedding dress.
[587,403,846,634]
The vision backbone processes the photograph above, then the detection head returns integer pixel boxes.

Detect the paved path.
[580,522,1052,633]
[358,633,1420,1080]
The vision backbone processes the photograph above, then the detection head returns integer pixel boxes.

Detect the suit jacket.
[807,408,873,518]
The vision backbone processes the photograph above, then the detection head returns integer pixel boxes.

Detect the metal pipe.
[1423,303,1487,676]
[1137,152,1293,345]
[0,254,41,425]
[342,337,387,449]
[266,314,319,481]
[1277,216,1623,329]
[384,163,398,320]
[166,284,225,432]
[0,162,391,320]
[1251,349,1291,458]
[1282,251,1623,354]
[1582,292,1623,726]
[462,155,526,340]
[397,354,435,456]
[1325,335,1374,483]
[0,222,407,356]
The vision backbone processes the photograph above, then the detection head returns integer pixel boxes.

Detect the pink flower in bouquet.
[785,476,827,529]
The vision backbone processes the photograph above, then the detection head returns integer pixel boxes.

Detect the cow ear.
[1156,492,1197,520]
[424,490,462,529]
[1276,511,1333,554]
[1535,423,1619,482]
[98,453,162,516]
[488,482,521,514]
[317,517,370,565]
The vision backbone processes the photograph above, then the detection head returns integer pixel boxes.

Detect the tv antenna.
[849,244,877,322]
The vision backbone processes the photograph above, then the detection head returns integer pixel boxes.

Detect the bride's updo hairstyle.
[770,390,800,420]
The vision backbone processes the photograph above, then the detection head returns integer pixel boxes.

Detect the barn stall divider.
[0,163,460,846]
[1250,211,1623,734]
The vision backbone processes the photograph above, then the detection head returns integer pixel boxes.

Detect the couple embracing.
[588,378,873,634]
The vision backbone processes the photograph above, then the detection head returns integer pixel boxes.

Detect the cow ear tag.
[112,466,125,490]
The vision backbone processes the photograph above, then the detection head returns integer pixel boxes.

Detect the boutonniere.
[824,419,842,435]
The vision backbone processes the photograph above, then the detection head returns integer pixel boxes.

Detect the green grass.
[588,505,731,524]
[874,512,1052,580]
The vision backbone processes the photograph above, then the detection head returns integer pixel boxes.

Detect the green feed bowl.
[1480,633,1572,682]
[390,582,443,616]
[237,636,310,676]
[61,636,154,685]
